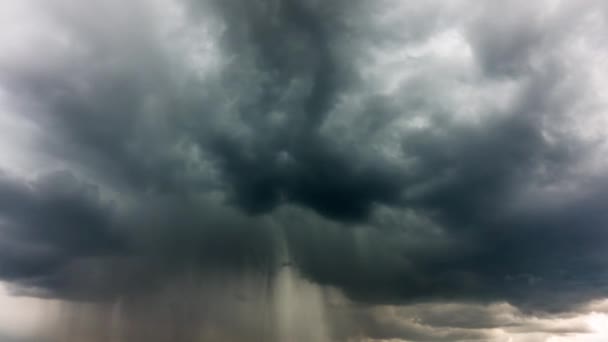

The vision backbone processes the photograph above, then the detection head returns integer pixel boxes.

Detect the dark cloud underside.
[1,1,608,340]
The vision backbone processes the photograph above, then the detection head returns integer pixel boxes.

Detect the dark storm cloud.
[184,0,407,221]
[0,171,279,300]
[274,52,604,311]
[0,171,125,285]
[3,0,403,221]
[2,1,608,338]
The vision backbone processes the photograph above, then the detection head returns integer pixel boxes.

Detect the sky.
[1,0,608,341]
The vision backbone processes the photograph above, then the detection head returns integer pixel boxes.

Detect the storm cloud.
[2,0,608,340]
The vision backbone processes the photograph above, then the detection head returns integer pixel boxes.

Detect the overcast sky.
[2,0,608,341]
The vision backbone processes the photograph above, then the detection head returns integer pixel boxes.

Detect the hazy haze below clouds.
[1,0,608,341]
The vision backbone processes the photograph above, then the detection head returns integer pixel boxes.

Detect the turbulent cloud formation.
[2,0,608,340]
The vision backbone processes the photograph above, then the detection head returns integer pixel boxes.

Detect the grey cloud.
[1,1,608,340]
[330,304,495,342]
[0,170,126,294]
[330,301,597,342]
[181,0,408,221]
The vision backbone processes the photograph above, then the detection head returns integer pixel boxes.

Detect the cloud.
[1,0,608,340]
[0,171,125,284]
[330,300,602,342]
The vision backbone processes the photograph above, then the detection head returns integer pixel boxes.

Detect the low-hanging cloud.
[2,0,608,340]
